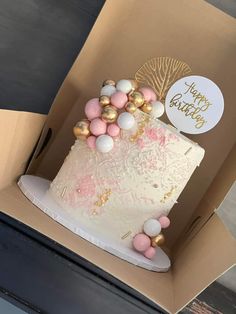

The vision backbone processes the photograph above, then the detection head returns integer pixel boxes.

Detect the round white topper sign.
[165,75,224,134]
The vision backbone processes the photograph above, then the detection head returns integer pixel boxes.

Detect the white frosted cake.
[49,76,204,258]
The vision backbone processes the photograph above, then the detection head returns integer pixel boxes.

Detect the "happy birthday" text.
[169,82,212,129]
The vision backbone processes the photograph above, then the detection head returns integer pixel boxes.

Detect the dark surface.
[181,281,236,314]
[0,0,104,114]
[0,0,235,114]
[0,212,163,314]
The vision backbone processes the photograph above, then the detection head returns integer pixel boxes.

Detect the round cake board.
[18,175,171,272]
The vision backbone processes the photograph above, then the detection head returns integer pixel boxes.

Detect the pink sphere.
[107,124,120,137]
[139,87,157,102]
[159,216,170,229]
[144,247,156,259]
[90,118,107,136]
[86,136,96,149]
[85,98,102,120]
[111,91,128,109]
[132,233,151,252]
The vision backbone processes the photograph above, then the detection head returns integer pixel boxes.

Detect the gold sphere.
[129,79,138,91]
[99,95,110,107]
[101,105,118,123]
[102,79,116,87]
[73,119,90,139]
[141,102,153,114]
[151,234,165,248]
[128,91,145,107]
[125,102,137,114]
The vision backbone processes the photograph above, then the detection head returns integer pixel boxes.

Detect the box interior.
[0,0,236,313]
[28,0,236,247]
[0,109,46,190]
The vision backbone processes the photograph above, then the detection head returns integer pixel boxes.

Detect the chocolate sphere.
[101,105,118,123]
[99,95,110,107]
[73,120,90,139]
[151,234,165,248]
[141,102,153,113]
[128,91,145,107]
[125,102,137,114]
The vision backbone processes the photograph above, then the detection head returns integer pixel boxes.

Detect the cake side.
[49,111,204,247]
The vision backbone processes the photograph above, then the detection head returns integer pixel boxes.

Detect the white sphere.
[96,135,114,153]
[116,79,132,94]
[100,85,116,97]
[151,101,165,118]
[117,112,135,130]
[143,219,161,237]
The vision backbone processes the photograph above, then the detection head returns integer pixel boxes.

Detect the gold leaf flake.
[121,231,132,240]
[94,189,112,207]
[129,114,150,142]
[135,57,191,101]
[160,186,177,203]
[61,186,67,198]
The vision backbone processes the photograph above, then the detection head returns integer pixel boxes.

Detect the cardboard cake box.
[0,0,236,313]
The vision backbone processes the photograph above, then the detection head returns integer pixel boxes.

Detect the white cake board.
[18,175,171,272]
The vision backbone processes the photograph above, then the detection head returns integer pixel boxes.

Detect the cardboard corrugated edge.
[0,109,46,190]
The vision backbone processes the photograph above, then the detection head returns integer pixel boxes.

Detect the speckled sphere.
[99,95,110,107]
[128,91,145,107]
[140,102,153,114]
[110,91,128,109]
[125,102,137,114]
[73,120,91,139]
[144,247,156,259]
[101,105,118,123]
[85,98,102,121]
[143,219,161,237]
[132,234,151,252]
[90,118,107,136]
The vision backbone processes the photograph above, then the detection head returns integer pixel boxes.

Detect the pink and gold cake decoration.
[50,58,208,265]
[73,79,165,154]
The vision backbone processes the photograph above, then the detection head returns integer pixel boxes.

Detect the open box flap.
[0,185,235,313]
[27,0,236,248]
[0,109,46,190]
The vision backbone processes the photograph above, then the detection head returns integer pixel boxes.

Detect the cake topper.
[135,57,191,101]
[165,75,224,134]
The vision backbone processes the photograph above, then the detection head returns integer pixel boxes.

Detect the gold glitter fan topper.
[135,57,191,101]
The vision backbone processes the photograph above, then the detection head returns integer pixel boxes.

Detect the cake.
[49,79,205,260]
